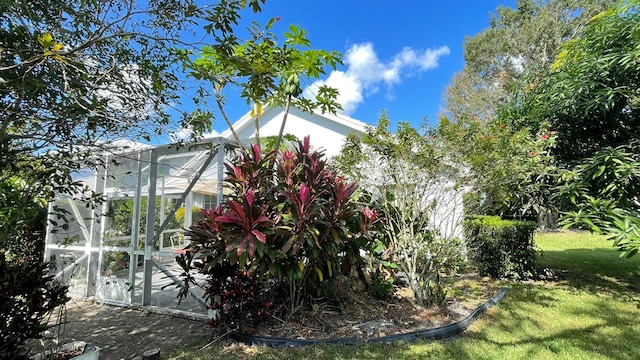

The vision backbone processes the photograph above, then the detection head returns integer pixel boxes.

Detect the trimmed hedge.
[463,215,537,280]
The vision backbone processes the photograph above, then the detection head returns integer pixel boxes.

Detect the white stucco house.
[221,104,368,158]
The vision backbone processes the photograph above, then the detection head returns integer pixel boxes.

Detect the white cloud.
[304,42,450,115]
[303,70,363,114]
[203,128,221,138]
[169,126,194,141]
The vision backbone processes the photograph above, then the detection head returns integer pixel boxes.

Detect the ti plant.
[176,137,382,324]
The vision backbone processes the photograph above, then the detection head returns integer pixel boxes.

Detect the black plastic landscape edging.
[230,287,509,347]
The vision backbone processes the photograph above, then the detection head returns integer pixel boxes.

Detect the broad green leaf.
[37,33,53,48]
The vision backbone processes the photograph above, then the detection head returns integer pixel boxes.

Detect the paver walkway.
[32,299,211,360]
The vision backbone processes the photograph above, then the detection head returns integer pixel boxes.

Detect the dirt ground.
[30,299,211,360]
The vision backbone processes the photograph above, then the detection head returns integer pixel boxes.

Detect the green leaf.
[266,17,277,29]
[381,260,398,269]
[37,33,54,48]
[622,248,638,258]
[315,267,323,282]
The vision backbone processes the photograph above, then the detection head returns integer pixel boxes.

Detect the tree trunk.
[252,103,262,148]
[538,209,557,231]
[215,94,246,155]
[273,94,292,153]
[410,275,424,306]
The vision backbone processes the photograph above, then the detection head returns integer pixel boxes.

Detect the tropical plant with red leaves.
[176,136,382,322]
[216,190,272,258]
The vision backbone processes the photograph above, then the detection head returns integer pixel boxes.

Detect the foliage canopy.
[502,0,640,163]
[444,0,616,123]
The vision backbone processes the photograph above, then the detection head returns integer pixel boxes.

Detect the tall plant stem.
[254,116,260,149]
[273,94,292,154]
[215,94,247,155]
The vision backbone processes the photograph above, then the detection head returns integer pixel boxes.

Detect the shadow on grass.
[451,283,640,360]
[538,247,640,298]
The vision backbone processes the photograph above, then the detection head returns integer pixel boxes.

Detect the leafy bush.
[369,271,395,299]
[107,197,181,237]
[0,175,69,359]
[334,115,466,306]
[175,206,206,226]
[176,137,381,325]
[0,253,69,359]
[463,215,538,279]
[200,261,273,328]
[558,142,640,257]
[440,116,558,226]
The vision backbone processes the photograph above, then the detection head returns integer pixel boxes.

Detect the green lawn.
[169,231,640,360]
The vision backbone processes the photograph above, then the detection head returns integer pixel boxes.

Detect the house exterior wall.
[226,106,366,158]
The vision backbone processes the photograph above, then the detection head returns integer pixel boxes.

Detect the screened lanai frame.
[44,137,236,319]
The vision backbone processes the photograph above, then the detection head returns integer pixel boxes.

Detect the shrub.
[175,206,206,226]
[176,136,381,326]
[333,116,466,307]
[0,176,69,359]
[558,142,640,257]
[369,271,395,299]
[0,253,69,359]
[463,215,537,279]
[199,261,273,328]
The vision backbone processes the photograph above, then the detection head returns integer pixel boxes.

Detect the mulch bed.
[246,273,499,341]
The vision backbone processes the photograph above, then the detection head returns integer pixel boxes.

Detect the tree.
[443,0,616,123]
[334,113,465,306]
[504,0,640,163]
[0,0,268,354]
[503,0,640,257]
[0,0,271,242]
[182,17,342,154]
[558,142,640,257]
[436,115,557,225]
[0,165,70,359]
[1,0,213,156]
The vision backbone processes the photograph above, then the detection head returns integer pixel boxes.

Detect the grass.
[168,231,640,360]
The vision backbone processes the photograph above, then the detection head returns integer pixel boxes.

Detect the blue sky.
[186,1,518,137]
